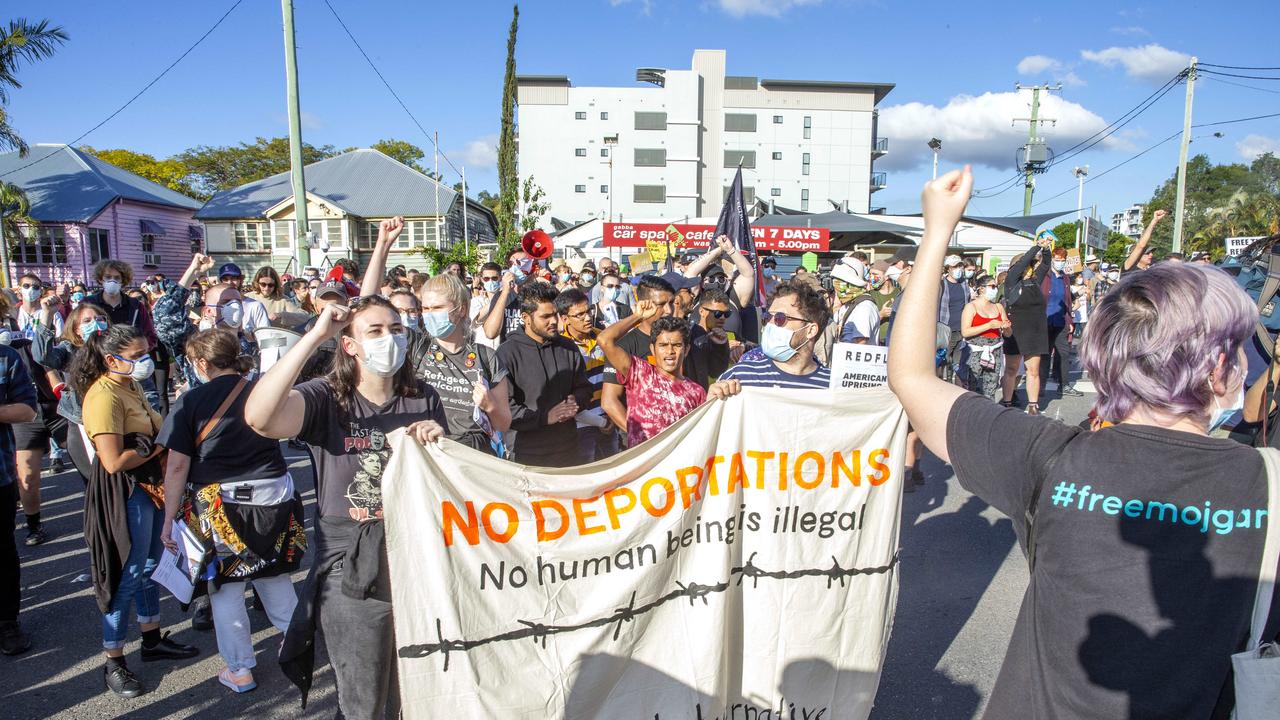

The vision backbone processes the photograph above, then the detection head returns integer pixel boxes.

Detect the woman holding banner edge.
[888,167,1279,718]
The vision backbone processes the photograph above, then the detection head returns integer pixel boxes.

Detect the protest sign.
[828,343,888,389]
[628,252,654,275]
[1226,236,1264,257]
[384,387,908,719]
[1065,247,1083,274]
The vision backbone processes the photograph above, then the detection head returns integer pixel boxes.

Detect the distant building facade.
[1111,204,1145,239]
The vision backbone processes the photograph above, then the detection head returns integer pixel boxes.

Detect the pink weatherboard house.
[0,144,203,285]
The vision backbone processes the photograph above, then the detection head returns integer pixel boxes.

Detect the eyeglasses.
[19,283,39,290]
[480,275,501,282]
[767,311,811,328]
[565,310,592,321]
[704,309,732,319]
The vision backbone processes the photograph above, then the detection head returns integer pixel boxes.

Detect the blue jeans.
[102,486,162,649]
[577,426,620,463]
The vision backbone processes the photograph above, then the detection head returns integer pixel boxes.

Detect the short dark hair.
[650,315,690,346]
[480,262,503,276]
[336,258,359,277]
[767,281,831,332]
[851,251,870,263]
[636,274,674,300]
[18,273,40,285]
[518,281,559,314]
[554,288,589,315]
[699,288,731,307]
[505,248,526,265]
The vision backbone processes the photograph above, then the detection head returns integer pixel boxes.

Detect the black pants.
[0,482,19,622]
[1042,324,1072,388]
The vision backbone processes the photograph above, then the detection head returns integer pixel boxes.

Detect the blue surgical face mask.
[483,279,501,293]
[422,310,456,338]
[1053,260,1067,272]
[964,269,975,279]
[761,322,802,362]
[602,286,621,302]
[79,319,107,343]
[557,272,571,283]
[71,291,86,304]
[950,268,964,281]
[580,273,596,287]
[400,312,421,330]
[1209,379,1245,432]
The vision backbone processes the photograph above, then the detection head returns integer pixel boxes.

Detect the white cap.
[831,257,868,287]
[944,254,963,267]
[1085,254,1099,264]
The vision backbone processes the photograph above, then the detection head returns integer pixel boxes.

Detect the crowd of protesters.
[0,175,1275,718]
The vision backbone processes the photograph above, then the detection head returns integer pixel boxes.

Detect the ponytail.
[70,324,142,398]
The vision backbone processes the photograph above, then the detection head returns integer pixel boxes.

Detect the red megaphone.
[521,230,554,260]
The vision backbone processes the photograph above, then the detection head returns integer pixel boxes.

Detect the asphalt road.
[0,386,1096,720]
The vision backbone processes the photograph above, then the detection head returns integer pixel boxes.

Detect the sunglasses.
[767,312,811,328]
[258,281,277,288]
[704,309,732,319]
[481,275,501,282]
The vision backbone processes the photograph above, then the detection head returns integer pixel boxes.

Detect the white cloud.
[1081,43,1191,82]
[610,0,653,14]
[1060,71,1086,87]
[1109,25,1150,36]
[1237,134,1280,161]
[454,134,498,170]
[716,0,823,18]
[1017,55,1061,75]
[877,90,1118,173]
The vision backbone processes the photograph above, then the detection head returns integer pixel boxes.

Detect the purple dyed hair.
[1080,263,1255,423]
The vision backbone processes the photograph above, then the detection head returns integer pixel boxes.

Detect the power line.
[1201,62,1280,71]
[0,0,245,179]
[1194,111,1280,127]
[322,0,464,180]
[1199,69,1280,81]
[1202,75,1280,96]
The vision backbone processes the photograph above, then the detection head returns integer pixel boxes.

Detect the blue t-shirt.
[719,351,830,389]
[1046,273,1069,328]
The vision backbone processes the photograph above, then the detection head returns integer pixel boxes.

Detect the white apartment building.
[516,49,893,224]
[1111,204,1145,239]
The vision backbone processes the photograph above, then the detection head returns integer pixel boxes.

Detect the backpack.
[816,294,877,365]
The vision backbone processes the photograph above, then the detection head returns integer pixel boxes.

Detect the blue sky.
[9,0,1280,222]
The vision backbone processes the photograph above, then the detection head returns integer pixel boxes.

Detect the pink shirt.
[619,355,706,447]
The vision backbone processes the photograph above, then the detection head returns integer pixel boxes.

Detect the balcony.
[870,172,887,192]
[872,137,888,157]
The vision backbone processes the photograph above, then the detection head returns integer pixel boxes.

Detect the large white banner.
[384,386,908,719]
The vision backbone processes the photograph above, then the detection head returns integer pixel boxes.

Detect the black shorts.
[13,414,69,452]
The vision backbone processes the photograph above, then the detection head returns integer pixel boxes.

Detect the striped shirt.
[564,331,607,426]
[718,352,831,389]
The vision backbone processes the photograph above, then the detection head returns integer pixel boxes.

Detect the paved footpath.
[1,391,1094,719]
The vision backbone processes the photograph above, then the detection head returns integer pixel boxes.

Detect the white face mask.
[984,287,1000,302]
[113,354,154,382]
[1209,378,1245,432]
[1107,271,1120,282]
[1052,260,1067,272]
[361,333,408,377]
[103,280,123,296]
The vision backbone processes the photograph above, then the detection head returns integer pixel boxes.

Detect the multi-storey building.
[1110,204,1145,239]
[516,49,892,224]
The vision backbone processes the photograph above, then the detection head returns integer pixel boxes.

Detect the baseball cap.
[315,281,349,300]
[890,247,918,264]
[658,271,701,291]
[678,252,700,265]
[871,260,890,274]
[943,254,963,267]
[1085,254,1099,264]
[218,263,244,279]
[831,257,868,287]
[762,257,777,268]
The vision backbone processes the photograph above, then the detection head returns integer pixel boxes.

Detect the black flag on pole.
[714,166,765,306]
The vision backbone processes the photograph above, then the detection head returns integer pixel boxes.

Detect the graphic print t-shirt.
[411,339,508,448]
[487,293,524,342]
[295,378,447,522]
[618,355,705,446]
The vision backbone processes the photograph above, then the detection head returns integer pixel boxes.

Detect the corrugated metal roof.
[196,149,463,220]
[0,144,202,222]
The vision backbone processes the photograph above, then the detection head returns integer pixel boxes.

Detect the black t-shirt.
[295,378,447,522]
[487,293,524,342]
[947,393,1279,719]
[157,375,288,486]
[409,333,509,448]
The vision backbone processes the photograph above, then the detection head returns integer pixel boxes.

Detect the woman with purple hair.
[889,166,1278,719]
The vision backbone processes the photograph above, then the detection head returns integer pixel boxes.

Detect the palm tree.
[0,18,68,155]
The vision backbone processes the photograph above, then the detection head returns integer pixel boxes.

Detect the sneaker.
[0,621,31,655]
[1026,402,1041,416]
[140,632,199,662]
[1061,385,1084,397]
[49,457,67,474]
[23,527,47,547]
[191,597,213,632]
[218,667,257,694]
[104,661,144,698]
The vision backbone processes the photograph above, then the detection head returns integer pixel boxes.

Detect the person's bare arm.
[598,300,657,379]
[681,246,723,278]
[360,217,403,297]
[246,303,350,439]
[0,403,36,424]
[160,451,191,551]
[716,235,757,307]
[601,383,628,431]
[960,303,999,338]
[887,167,975,464]
[1244,338,1280,423]
[1123,208,1167,271]
[474,378,513,434]
[481,274,516,340]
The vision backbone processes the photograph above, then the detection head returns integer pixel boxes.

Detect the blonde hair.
[420,272,471,311]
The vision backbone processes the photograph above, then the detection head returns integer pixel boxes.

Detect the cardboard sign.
[802,252,819,272]
[628,253,654,275]
[828,342,888,389]
[1226,236,1265,257]
[1065,247,1083,274]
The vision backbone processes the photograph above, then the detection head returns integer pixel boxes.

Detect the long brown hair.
[184,328,254,375]
[60,304,110,347]
[253,266,283,301]
[326,295,420,412]
[70,324,143,399]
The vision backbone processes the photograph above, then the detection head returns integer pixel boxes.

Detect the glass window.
[600,185,609,193]
[724,150,756,169]
[772,152,782,160]
[141,234,155,254]
[724,113,757,132]
[803,115,812,140]
[600,148,609,157]
[802,152,811,176]
[773,115,783,124]
[770,188,782,197]
[634,185,666,203]
[723,186,756,205]
[88,228,110,263]
[600,111,608,120]
[232,222,268,251]
[575,185,587,193]
[358,221,378,250]
[273,220,292,250]
[575,111,587,120]
[575,148,587,157]
[633,148,667,167]
[634,111,667,130]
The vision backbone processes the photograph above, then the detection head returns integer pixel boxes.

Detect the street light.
[1073,166,1088,247]
[927,138,942,179]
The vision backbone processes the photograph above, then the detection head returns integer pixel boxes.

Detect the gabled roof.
[197,148,476,221]
[0,144,202,223]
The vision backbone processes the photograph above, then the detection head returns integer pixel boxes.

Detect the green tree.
[0,18,68,155]
[475,189,500,211]
[366,138,426,171]
[81,145,202,199]
[495,4,519,249]
[1141,153,1276,256]
[176,136,336,198]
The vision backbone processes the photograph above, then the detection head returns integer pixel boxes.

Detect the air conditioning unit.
[142,253,162,267]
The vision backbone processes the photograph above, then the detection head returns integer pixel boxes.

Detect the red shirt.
[618,355,706,447]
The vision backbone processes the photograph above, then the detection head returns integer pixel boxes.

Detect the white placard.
[828,342,888,389]
[1226,236,1265,257]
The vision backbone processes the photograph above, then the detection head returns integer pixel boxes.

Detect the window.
[600,185,609,193]
[19,226,68,264]
[723,150,756,169]
[358,219,427,250]
[600,148,609,157]
[634,148,667,167]
[770,188,782,197]
[88,228,110,263]
[723,186,756,205]
[633,185,666,203]
[273,221,291,250]
[141,234,156,254]
[232,222,270,251]
[634,111,667,130]
[575,185,587,193]
[773,115,783,124]
[772,151,782,161]
[724,113,757,132]
[801,189,809,211]
[575,148,587,157]
[803,115,812,139]
[575,111,587,120]
[802,152,811,176]
[600,111,608,120]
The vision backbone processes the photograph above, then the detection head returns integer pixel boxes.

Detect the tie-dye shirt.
[618,355,706,447]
